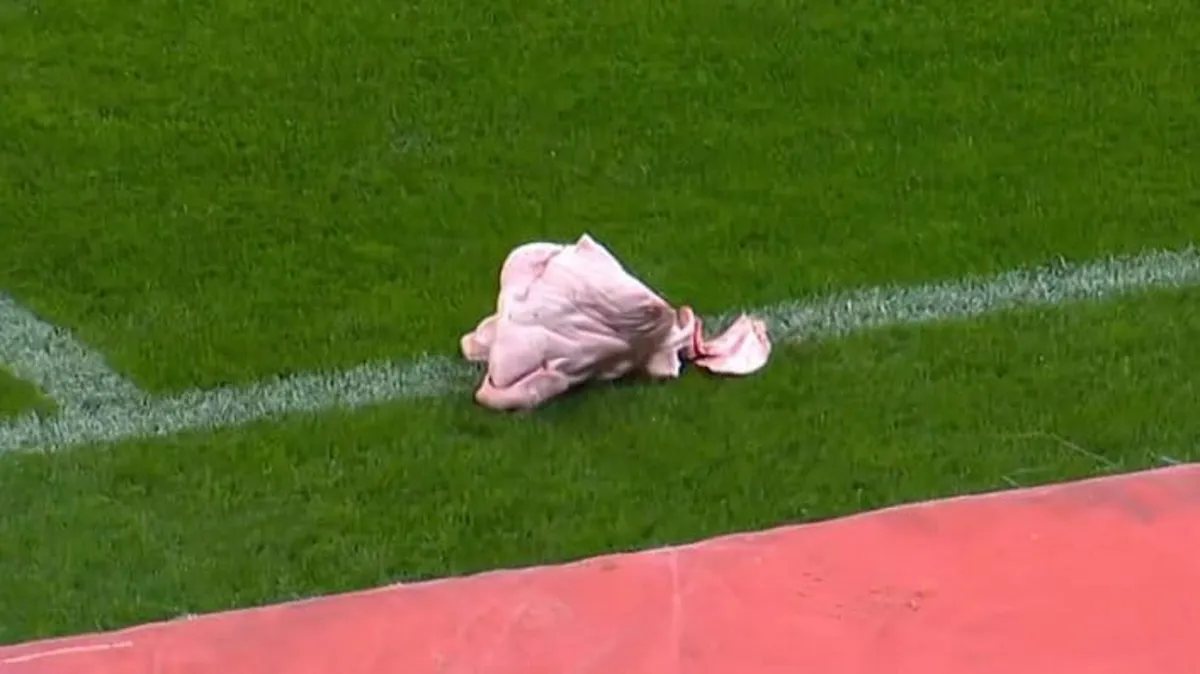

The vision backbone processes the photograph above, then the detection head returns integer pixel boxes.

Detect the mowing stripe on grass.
[0,295,145,408]
[0,246,1197,453]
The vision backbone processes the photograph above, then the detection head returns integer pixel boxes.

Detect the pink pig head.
[461,234,772,410]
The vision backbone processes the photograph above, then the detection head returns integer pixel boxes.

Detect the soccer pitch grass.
[0,369,51,418]
[1,0,1198,645]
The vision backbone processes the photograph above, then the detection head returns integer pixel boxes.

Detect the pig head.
[461,234,771,410]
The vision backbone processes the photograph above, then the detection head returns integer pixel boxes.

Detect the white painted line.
[0,356,475,452]
[722,247,1200,341]
[1,640,134,665]
[0,247,1197,453]
[0,294,145,409]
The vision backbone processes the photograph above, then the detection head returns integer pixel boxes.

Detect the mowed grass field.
[0,369,51,417]
[2,0,1199,645]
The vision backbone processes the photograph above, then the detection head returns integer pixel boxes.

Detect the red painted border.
[5,465,1198,673]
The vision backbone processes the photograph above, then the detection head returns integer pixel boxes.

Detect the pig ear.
[562,232,674,337]
[500,242,563,289]
[576,284,673,339]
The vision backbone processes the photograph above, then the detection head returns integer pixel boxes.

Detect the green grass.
[2,289,1197,642]
[2,0,1196,390]
[1,0,1199,646]
[0,370,52,418]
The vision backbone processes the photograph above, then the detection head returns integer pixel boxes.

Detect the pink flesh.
[461,234,772,410]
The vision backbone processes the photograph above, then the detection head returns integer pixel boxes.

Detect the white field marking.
[0,294,145,408]
[0,640,134,665]
[0,246,1197,454]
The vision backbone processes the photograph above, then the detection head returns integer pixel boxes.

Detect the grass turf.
[0,369,53,418]
[2,289,1197,642]
[1,0,1199,645]
[1,0,1196,391]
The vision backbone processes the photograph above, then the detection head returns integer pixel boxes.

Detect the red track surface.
[4,465,1198,673]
